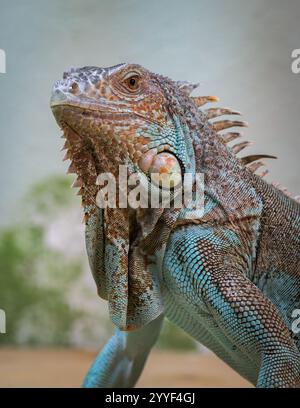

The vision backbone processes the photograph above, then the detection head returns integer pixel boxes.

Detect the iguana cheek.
[139,150,182,188]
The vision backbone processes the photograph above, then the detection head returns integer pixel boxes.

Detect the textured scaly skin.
[50,63,300,388]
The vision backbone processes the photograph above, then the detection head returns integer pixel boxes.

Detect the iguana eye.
[123,74,141,91]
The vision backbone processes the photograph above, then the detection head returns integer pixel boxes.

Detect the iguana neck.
[193,123,263,223]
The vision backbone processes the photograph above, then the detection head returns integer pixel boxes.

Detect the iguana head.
[50,63,199,190]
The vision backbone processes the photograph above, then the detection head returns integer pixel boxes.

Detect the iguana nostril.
[70,82,79,94]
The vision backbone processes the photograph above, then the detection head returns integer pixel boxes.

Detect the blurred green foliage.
[0,223,82,345]
[0,175,83,346]
[24,174,79,216]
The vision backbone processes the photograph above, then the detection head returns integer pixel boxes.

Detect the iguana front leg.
[83,314,164,388]
[164,225,300,388]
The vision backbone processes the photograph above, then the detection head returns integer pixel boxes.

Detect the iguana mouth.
[51,100,164,130]
[51,101,132,120]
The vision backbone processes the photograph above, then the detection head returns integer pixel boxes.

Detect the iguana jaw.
[51,102,182,192]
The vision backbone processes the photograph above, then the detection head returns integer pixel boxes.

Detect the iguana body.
[51,63,300,388]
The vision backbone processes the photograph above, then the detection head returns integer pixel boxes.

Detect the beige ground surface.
[0,349,252,388]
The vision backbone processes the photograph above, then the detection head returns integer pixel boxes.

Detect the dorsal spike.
[177,81,199,96]
[205,107,241,120]
[60,140,70,151]
[77,187,84,196]
[72,177,83,188]
[232,141,253,154]
[63,150,71,161]
[62,126,80,143]
[192,95,220,107]
[67,162,76,174]
[241,154,277,165]
[212,120,248,132]
[247,161,265,172]
[221,132,242,143]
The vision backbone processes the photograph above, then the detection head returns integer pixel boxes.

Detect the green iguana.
[50,63,300,388]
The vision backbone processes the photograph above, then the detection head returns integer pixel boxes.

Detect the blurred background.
[0,0,299,387]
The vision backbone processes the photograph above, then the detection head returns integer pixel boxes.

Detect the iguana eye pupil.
[124,74,140,91]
